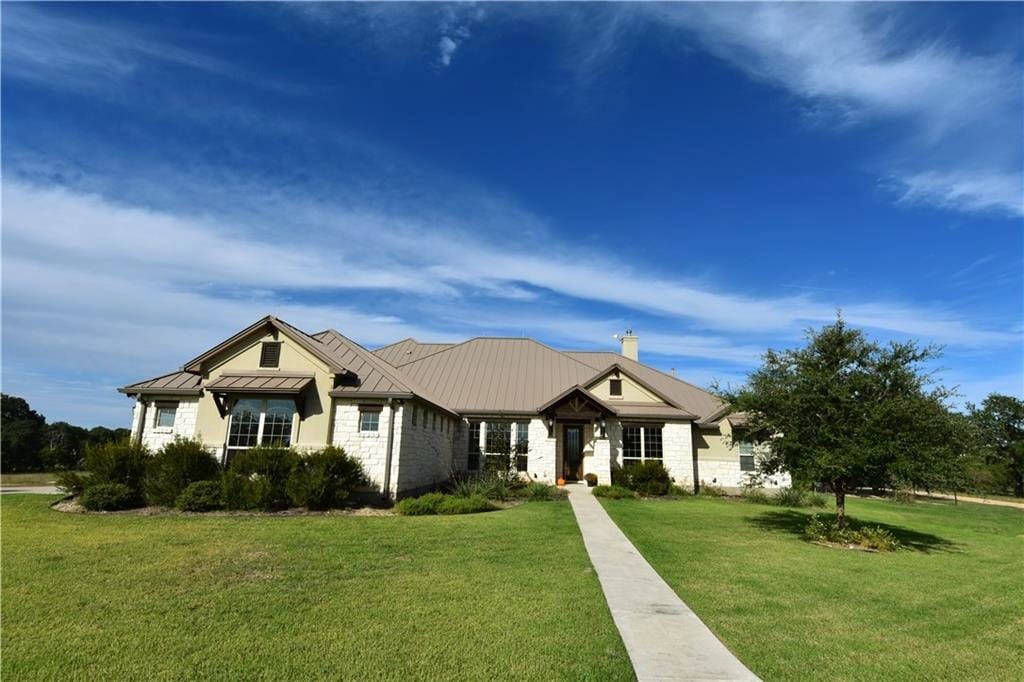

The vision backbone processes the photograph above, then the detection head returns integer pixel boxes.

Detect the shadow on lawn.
[747,510,960,554]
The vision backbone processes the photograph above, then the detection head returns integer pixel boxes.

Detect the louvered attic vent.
[260,342,282,368]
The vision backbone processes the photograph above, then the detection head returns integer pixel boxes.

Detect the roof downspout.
[382,398,397,500]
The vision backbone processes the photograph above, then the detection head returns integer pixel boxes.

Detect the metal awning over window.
[205,372,314,394]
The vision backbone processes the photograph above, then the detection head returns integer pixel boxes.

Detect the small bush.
[395,492,447,516]
[593,485,636,499]
[742,486,772,505]
[807,491,829,508]
[627,461,672,496]
[55,470,91,496]
[804,515,900,552]
[698,482,726,497]
[584,473,598,487]
[776,486,809,507]
[146,438,220,507]
[395,492,494,516]
[892,488,916,504]
[668,484,694,497]
[450,472,522,501]
[83,440,150,492]
[227,446,299,511]
[611,466,632,489]
[287,446,367,510]
[80,482,143,511]
[437,494,493,515]
[176,480,224,511]
[518,481,564,501]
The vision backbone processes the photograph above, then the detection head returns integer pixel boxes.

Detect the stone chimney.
[619,329,638,361]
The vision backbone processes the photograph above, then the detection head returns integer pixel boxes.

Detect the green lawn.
[0,472,57,486]
[602,496,1024,681]
[2,496,632,680]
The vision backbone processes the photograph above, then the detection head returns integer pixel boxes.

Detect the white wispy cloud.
[636,3,1023,217]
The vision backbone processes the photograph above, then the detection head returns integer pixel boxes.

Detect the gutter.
[382,398,397,499]
[133,398,148,445]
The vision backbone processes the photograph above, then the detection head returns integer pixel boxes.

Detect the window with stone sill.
[621,424,663,468]
[739,441,755,472]
[153,402,178,430]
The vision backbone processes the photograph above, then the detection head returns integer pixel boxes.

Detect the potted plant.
[556,477,565,487]
[584,473,598,487]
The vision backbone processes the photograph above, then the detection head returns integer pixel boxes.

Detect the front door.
[562,424,583,481]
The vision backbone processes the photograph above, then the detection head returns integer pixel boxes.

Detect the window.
[609,379,623,397]
[515,421,530,472]
[432,413,437,431]
[227,398,294,463]
[739,441,756,472]
[412,405,417,426]
[468,421,481,470]
[485,421,511,454]
[359,407,381,432]
[259,342,281,368]
[423,409,429,429]
[621,424,663,466]
[154,402,178,429]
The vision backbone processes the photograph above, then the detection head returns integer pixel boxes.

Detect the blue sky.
[2,2,1022,427]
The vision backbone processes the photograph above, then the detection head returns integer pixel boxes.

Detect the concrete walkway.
[916,492,1024,510]
[567,484,758,682]
[0,486,63,495]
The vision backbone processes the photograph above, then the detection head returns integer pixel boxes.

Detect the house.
[119,316,788,497]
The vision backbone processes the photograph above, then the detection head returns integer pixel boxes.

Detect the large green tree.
[970,394,1024,497]
[720,318,966,525]
[1,394,47,472]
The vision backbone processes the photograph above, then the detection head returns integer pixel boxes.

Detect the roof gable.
[373,338,456,366]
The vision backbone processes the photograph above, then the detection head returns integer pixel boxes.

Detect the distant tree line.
[1,394,131,472]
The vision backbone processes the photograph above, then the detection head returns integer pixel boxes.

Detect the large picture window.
[467,421,481,470]
[226,398,295,463]
[621,424,663,467]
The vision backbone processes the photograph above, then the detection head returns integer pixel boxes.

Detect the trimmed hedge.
[613,461,671,496]
[80,483,143,511]
[395,492,495,516]
[592,485,636,499]
[146,438,219,507]
[176,480,224,512]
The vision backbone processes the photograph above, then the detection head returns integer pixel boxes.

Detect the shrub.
[176,480,224,511]
[584,473,598,487]
[804,515,901,552]
[437,494,493,515]
[518,481,563,501]
[83,440,149,493]
[592,485,636,499]
[611,466,632,489]
[450,472,522,501]
[775,486,809,507]
[698,482,726,497]
[80,482,143,511]
[395,492,447,516]
[742,486,772,505]
[226,446,299,511]
[55,470,91,496]
[892,487,916,504]
[626,461,672,496]
[668,484,694,497]
[145,438,220,507]
[287,446,367,510]
[807,491,829,508]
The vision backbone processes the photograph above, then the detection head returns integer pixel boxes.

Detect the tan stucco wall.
[193,330,335,456]
[588,373,663,403]
[694,420,736,462]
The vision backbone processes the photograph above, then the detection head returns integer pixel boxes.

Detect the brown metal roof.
[314,330,460,418]
[373,339,456,366]
[397,338,602,413]
[118,371,203,396]
[565,352,725,421]
[612,403,696,420]
[205,372,314,394]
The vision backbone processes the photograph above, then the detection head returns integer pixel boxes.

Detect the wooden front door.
[562,424,583,480]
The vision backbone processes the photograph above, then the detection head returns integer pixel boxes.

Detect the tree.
[42,421,91,470]
[720,317,965,526]
[970,394,1024,497]
[1,394,47,472]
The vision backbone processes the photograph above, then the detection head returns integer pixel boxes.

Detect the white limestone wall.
[137,398,199,452]
[395,404,456,495]
[591,438,612,485]
[697,454,791,490]
[525,418,556,482]
[331,401,401,496]
[662,422,693,487]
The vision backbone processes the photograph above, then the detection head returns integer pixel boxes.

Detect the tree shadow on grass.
[747,509,961,554]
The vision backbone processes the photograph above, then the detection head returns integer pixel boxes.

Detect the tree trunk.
[1015,474,1023,498]
[835,487,846,527]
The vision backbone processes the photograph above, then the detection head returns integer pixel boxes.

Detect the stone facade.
[331,401,400,495]
[135,397,199,451]
[395,403,457,496]
[695,453,791,491]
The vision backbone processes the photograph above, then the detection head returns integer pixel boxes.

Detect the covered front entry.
[562,424,584,481]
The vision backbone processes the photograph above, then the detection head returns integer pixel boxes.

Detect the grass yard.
[2,496,632,681]
[602,496,1024,681]
[0,472,57,486]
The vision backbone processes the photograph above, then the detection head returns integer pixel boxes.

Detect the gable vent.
[260,342,282,368]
